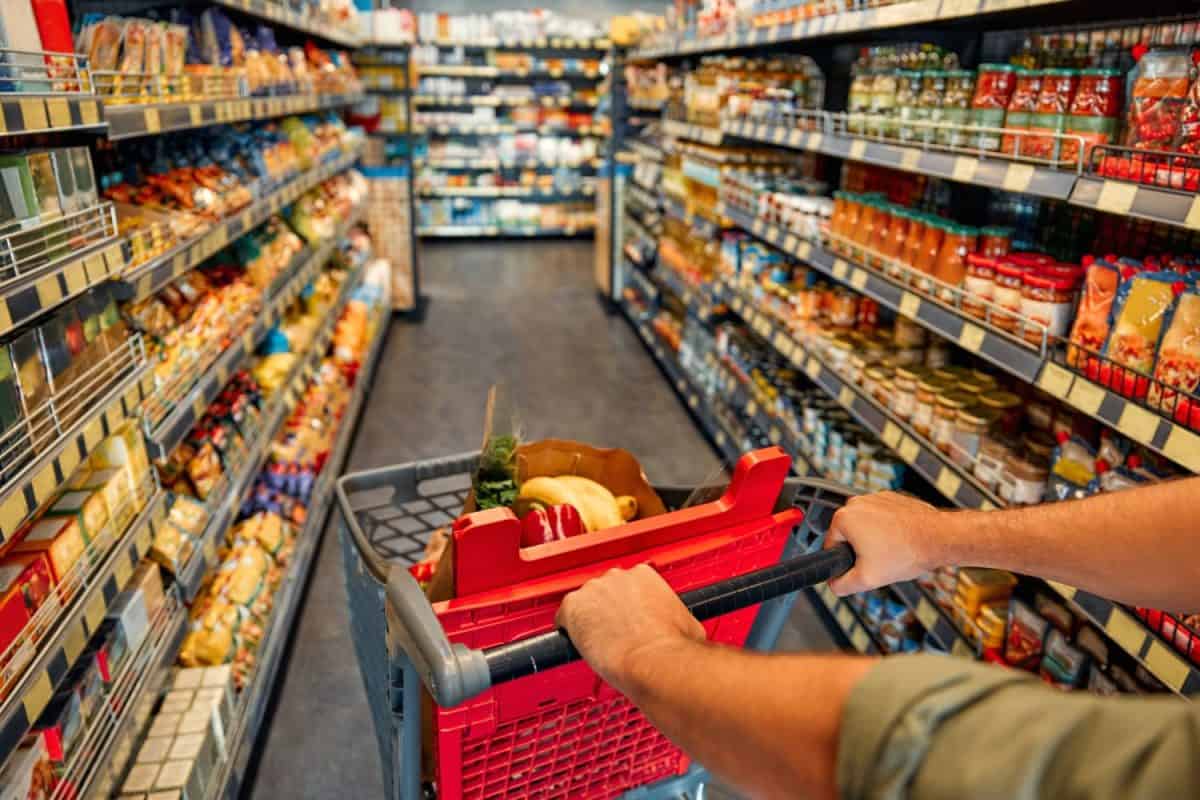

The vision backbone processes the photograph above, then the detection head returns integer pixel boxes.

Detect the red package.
[519,505,585,548]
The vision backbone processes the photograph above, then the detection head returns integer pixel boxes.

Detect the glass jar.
[933,366,967,383]
[869,203,893,267]
[880,207,910,273]
[902,213,928,274]
[1020,271,1079,346]
[912,376,953,439]
[894,316,926,348]
[936,70,975,148]
[864,365,891,405]
[963,254,997,319]
[1023,68,1079,162]
[952,405,1000,467]
[867,70,900,139]
[1026,391,1055,431]
[834,194,862,254]
[933,224,979,302]
[895,70,924,143]
[829,290,859,328]
[913,70,947,145]
[933,390,973,454]
[980,226,1012,258]
[830,191,848,240]
[849,353,869,386]
[847,69,874,134]
[856,198,878,251]
[1023,430,1056,463]
[924,339,951,369]
[1001,68,1043,156]
[992,261,1026,332]
[1002,452,1048,505]
[975,435,1014,492]
[913,218,946,292]
[891,365,921,421]
[828,335,855,375]
[957,373,996,396]
[978,389,1022,436]
[1061,68,1122,166]
[969,63,1017,151]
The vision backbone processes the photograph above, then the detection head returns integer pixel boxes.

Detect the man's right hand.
[823,491,947,596]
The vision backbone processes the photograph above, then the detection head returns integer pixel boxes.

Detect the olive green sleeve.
[837,653,1200,800]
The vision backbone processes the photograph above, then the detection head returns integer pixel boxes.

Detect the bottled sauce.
[869,202,893,266]
[1061,68,1122,165]
[1002,68,1043,156]
[933,224,979,302]
[963,254,997,319]
[992,260,1026,332]
[913,217,946,292]
[1020,271,1080,346]
[970,64,1018,151]
[895,70,924,143]
[1024,68,1079,162]
[937,70,976,148]
[848,69,874,134]
[913,71,947,145]
[868,70,900,139]
[902,212,928,275]
[891,365,921,421]
[980,226,1012,258]
[881,206,910,270]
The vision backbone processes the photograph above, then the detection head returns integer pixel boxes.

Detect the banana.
[554,476,624,531]
[616,495,638,521]
[518,476,579,510]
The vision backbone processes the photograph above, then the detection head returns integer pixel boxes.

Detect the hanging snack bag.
[1172,67,1200,190]
[1147,285,1200,424]
[114,19,147,100]
[1066,257,1121,370]
[1120,49,1191,185]
[1101,270,1179,398]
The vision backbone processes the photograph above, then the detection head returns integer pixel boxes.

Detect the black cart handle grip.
[482,542,856,686]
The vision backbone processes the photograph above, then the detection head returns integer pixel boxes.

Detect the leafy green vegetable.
[474,434,519,509]
[476,478,518,510]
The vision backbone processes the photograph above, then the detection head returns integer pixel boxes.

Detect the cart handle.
[389,542,855,708]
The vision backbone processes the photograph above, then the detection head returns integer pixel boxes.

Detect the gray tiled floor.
[244,241,834,799]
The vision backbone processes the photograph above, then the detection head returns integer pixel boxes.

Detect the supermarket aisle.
[245,240,834,799]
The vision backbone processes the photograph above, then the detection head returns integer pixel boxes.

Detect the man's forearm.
[623,638,875,800]
[934,477,1200,609]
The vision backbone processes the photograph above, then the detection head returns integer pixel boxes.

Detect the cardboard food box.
[92,421,153,508]
[9,329,51,432]
[33,686,83,763]
[45,486,112,548]
[131,561,166,620]
[10,515,87,584]
[71,467,133,534]
[0,552,54,691]
[152,758,206,800]
[106,584,151,660]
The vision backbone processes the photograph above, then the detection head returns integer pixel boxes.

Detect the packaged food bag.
[1101,271,1179,398]
[1148,285,1200,427]
[1066,257,1121,371]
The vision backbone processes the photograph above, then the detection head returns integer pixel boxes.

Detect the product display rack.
[615,2,1200,681]
[202,299,390,800]
[0,5,383,793]
[628,0,1069,59]
[412,36,608,239]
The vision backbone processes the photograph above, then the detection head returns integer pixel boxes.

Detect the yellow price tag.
[1066,377,1106,415]
[78,100,100,126]
[796,241,812,260]
[850,270,868,290]
[900,149,921,171]
[832,259,849,280]
[807,132,824,152]
[851,627,870,653]
[22,672,53,721]
[898,437,920,464]
[916,599,938,631]
[46,98,71,129]
[1002,163,1035,193]
[805,357,821,380]
[1144,641,1191,693]
[1103,610,1145,657]
[144,107,161,134]
[1185,195,1200,232]
[848,140,867,160]
[84,590,107,631]
[1117,403,1160,445]
[1037,362,1074,398]
[788,129,806,147]
[18,98,49,130]
[784,234,799,251]
[838,386,855,408]
[935,469,962,500]
[189,104,203,126]
[881,421,902,448]
[952,157,978,183]
[899,292,921,319]
[958,323,986,352]
[1096,181,1137,215]
[1163,425,1200,473]
[746,400,759,418]
[836,604,853,629]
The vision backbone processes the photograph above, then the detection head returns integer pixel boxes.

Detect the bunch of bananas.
[516,475,638,532]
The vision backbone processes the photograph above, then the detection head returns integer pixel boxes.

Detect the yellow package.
[220,546,269,608]
[46,489,112,548]
[91,421,153,508]
[149,522,195,575]
[71,468,134,535]
[11,515,88,583]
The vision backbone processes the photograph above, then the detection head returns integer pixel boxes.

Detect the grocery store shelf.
[1069,174,1200,233]
[416,123,603,137]
[175,261,367,601]
[0,489,169,769]
[144,205,364,461]
[104,92,364,140]
[416,156,601,170]
[891,581,978,657]
[721,118,1079,201]
[0,351,156,544]
[205,303,389,800]
[811,583,880,655]
[1046,582,1200,695]
[720,281,1003,510]
[0,93,105,137]
[56,586,187,799]
[0,205,125,339]
[213,0,363,47]
[420,36,610,50]
[418,225,595,237]
[416,64,602,79]
[629,0,1068,59]
[662,119,724,146]
[413,94,598,108]
[117,143,362,300]
[418,187,594,200]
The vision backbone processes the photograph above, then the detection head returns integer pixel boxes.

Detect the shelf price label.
[916,599,938,631]
[1163,426,1200,473]
[832,259,849,280]
[898,437,920,464]
[849,269,868,291]
[1002,163,1034,193]
[848,140,867,160]
[1117,403,1160,445]
[1096,181,1137,215]
[899,292,921,319]
[1037,362,1074,399]
[1144,641,1191,693]
[900,149,921,171]
[952,157,978,183]
[935,469,962,500]
[958,322,986,353]
[1185,196,1200,232]
[1066,377,1106,415]
[881,421,902,448]
[837,386,855,408]
[850,627,870,653]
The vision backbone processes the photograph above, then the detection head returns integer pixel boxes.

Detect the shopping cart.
[336,446,856,800]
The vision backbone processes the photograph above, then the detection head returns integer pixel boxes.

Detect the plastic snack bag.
[1102,271,1180,398]
[1066,257,1121,370]
[1148,286,1200,425]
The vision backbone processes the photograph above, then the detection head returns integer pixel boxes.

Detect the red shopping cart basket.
[336,446,855,800]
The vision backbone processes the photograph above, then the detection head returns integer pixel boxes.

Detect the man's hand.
[824,491,945,596]
[556,564,706,696]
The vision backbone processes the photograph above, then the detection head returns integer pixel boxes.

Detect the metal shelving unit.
[104,92,364,140]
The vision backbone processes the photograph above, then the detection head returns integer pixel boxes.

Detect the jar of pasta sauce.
[992,260,1026,332]
[933,390,973,454]
[937,70,976,148]
[969,63,1017,151]
[914,218,946,293]
[1002,68,1043,156]
[856,197,879,253]
[869,203,894,267]
[1061,68,1122,166]
[1024,68,1079,162]
[902,212,928,276]
[891,364,921,421]
[963,254,997,319]
[933,224,978,302]
[1020,270,1079,346]
[980,226,1012,258]
[881,207,910,275]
